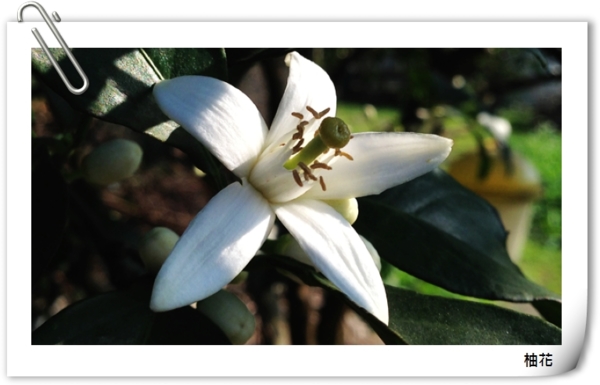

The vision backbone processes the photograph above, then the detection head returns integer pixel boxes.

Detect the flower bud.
[323,198,359,224]
[82,139,143,185]
[138,227,179,273]
[196,290,255,345]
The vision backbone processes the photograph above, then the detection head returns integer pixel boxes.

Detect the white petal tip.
[149,267,217,313]
[429,139,453,163]
[377,312,389,326]
[152,78,174,101]
[149,281,214,313]
[149,285,187,313]
[149,299,169,313]
[363,301,389,325]
[149,294,174,313]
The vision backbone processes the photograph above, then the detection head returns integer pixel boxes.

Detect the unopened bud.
[138,227,179,273]
[323,198,359,224]
[82,139,143,185]
[196,290,255,345]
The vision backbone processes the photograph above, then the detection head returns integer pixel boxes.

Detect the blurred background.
[32,48,561,344]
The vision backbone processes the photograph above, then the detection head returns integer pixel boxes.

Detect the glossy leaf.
[32,48,228,188]
[350,286,561,345]
[144,48,227,81]
[354,169,561,311]
[32,277,231,345]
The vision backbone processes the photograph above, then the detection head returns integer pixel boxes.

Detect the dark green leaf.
[225,48,294,66]
[32,48,228,189]
[143,48,227,81]
[371,286,560,345]
[32,140,68,283]
[532,300,562,328]
[33,48,162,132]
[32,277,231,345]
[354,169,561,310]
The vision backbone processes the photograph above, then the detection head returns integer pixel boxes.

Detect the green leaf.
[32,48,229,189]
[354,169,561,310]
[351,286,561,345]
[225,49,292,66]
[143,48,227,80]
[32,140,68,283]
[32,277,231,345]
[532,300,562,328]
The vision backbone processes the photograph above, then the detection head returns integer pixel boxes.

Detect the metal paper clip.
[18,1,89,95]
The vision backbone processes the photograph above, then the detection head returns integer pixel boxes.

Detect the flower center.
[283,106,354,191]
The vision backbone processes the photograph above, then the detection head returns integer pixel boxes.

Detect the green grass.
[336,103,401,133]
[510,126,562,250]
[519,240,562,295]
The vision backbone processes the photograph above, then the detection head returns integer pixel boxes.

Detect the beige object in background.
[448,151,541,262]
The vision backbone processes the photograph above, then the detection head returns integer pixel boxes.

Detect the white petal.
[264,52,337,149]
[273,200,388,324]
[153,76,268,178]
[151,182,275,311]
[303,132,453,200]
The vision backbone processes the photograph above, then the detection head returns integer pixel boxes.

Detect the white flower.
[150,52,452,324]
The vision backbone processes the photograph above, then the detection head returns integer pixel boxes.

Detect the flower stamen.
[284,113,355,189]
[292,169,303,187]
[335,148,354,161]
[310,161,332,170]
[292,125,305,140]
[292,138,305,154]
[298,162,318,181]
[306,106,319,119]
[317,107,331,119]
[319,176,327,191]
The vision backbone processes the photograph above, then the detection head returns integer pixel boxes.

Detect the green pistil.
[319,117,351,149]
[284,117,351,170]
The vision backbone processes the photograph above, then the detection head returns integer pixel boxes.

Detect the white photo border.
[7,21,586,376]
